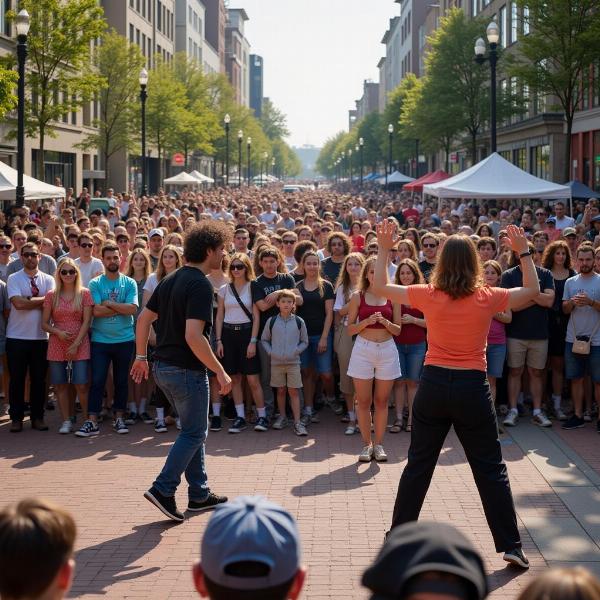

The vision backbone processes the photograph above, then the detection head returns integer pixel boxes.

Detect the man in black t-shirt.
[132,222,232,523]
[418,233,438,283]
[251,247,302,418]
[321,232,350,285]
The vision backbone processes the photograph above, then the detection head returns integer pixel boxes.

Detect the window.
[141,0,145,18]
[530,145,550,180]
[513,148,526,170]
[136,28,140,47]
[130,0,134,6]
[582,68,590,110]
[129,23,134,43]
[473,0,478,15]
[189,6,192,24]
[189,37,192,56]
[62,91,68,123]
[522,83,530,118]
[157,1,162,30]
[511,2,518,43]
[71,95,77,125]
[523,6,530,35]
[136,0,140,12]
[499,5,507,47]
[141,33,146,56]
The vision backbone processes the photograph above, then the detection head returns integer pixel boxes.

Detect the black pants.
[6,338,48,423]
[390,365,521,553]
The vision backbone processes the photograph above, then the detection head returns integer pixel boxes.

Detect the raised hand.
[376,220,398,252]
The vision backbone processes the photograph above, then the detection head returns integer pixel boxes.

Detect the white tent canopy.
[0,160,65,200]
[163,172,200,185]
[423,153,571,200]
[189,170,214,183]
[376,170,414,185]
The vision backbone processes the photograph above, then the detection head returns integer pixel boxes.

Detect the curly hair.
[542,240,572,270]
[184,221,232,264]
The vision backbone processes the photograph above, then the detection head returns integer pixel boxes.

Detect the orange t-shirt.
[407,284,510,372]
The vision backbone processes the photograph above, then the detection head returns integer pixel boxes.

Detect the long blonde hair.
[156,244,183,282]
[126,248,152,280]
[53,258,84,312]
[358,256,377,293]
[335,252,365,302]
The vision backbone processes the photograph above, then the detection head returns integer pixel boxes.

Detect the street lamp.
[359,137,364,187]
[223,113,230,186]
[138,67,148,197]
[475,21,500,154]
[237,130,243,187]
[246,137,252,185]
[348,148,353,184]
[15,9,30,208]
[387,124,394,188]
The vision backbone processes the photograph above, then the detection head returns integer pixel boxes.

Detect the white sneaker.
[532,412,552,428]
[554,408,568,421]
[584,410,592,423]
[59,420,73,434]
[272,415,288,430]
[373,444,388,462]
[503,410,518,427]
[294,422,308,436]
[176,418,182,430]
[344,423,358,435]
[359,444,373,462]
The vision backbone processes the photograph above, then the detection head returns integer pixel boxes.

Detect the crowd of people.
[0,184,599,461]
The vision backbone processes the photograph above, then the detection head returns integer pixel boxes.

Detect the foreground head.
[184,221,232,270]
[516,566,600,600]
[194,495,306,600]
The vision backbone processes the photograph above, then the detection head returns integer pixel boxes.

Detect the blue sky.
[239,0,399,148]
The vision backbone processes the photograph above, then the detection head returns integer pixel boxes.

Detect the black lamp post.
[15,9,30,208]
[237,130,243,187]
[139,67,148,197]
[359,137,364,187]
[223,113,230,186]
[246,137,252,185]
[475,21,500,154]
[387,123,393,189]
[348,148,353,184]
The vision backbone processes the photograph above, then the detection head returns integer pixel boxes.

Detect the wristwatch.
[519,250,532,259]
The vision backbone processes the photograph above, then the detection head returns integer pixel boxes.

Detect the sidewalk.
[1,409,599,598]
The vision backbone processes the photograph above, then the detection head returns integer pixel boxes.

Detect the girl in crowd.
[347,257,402,462]
[334,253,365,435]
[391,259,426,433]
[142,244,183,305]
[296,251,335,426]
[403,228,422,257]
[482,260,512,407]
[290,240,318,283]
[542,240,575,420]
[349,221,365,253]
[475,223,494,238]
[126,248,153,424]
[396,239,419,263]
[215,253,267,433]
[41,260,93,435]
[164,232,183,249]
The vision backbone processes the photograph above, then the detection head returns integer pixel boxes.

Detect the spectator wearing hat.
[193,495,306,600]
[148,228,164,270]
[362,521,488,600]
[543,217,561,242]
[586,214,600,243]
[562,227,578,257]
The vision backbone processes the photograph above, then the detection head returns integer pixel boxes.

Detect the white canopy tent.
[0,160,65,201]
[189,170,215,184]
[163,172,200,186]
[423,153,572,211]
[375,170,414,186]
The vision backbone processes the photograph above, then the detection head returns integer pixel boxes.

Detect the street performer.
[373,221,537,569]
[131,222,232,522]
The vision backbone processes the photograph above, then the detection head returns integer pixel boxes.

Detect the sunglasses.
[60,269,76,276]
[536,213,545,216]
[79,243,93,248]
[230,264,246,271]
[422,243,438,248]
[283,240,295,245]
[22,252,39,258]
[0,244,11,249]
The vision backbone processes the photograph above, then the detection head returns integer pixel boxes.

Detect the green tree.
[9,0,106,180]
[259,98,290,141]
[76,30,144,188]
[508,0,600,182]
[316,131,346,177]
[0,67,17,121]
[382,82,416,168]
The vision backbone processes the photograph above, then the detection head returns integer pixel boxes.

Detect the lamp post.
[415,138,420,178]
[348,148,353,184]
[237,130,243,187]
[387,123,394,189]
[341,150,346,181]
[15,9,30,208]
[138,67,148,197]
[359,137,364,187]
[475,21,500,154]
[223,113,230,186]
[246,137,252,185]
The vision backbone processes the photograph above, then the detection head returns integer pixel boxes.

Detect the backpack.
[268,314,302,335]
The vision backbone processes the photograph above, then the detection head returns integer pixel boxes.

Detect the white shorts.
[347,337,401,381]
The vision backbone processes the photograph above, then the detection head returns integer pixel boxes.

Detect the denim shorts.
[396,341,426,381]
[48,360,90,385]
[486,343,507,379]
[564,343,600,382]
[300,333,333,373]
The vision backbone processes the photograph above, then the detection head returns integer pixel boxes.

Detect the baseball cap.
[362,522,488,600]
[545,216,557,225]
[201,495,301,591]
[149,228,164,238]
[562,227,577,238]
[591,215,600,223]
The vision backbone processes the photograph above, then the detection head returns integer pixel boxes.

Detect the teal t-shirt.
[89,274,138,343]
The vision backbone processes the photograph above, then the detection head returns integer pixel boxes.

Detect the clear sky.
[239,0,400,149]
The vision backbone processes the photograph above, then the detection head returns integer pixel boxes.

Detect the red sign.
[171,153,185,166]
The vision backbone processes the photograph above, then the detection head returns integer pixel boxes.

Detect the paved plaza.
[2,408,600,599]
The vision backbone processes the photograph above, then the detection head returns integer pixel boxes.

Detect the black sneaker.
[562,415,585,430]
[124,411,138,425]
[503,547,529,569]
[144,487,184,522]
[113,417,129,434]
[154,419,168,433]
[209,415,222,432]
[254,417,269,432]
[140,412,154,424]
[75,420,100,437]
[228,416,247,433]
[187,492,228,512]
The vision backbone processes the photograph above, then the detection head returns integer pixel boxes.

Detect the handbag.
[229,284,253,322]
[571,312,600,355]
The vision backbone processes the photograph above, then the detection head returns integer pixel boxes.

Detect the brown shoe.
[31,419,48,431]
[10,420,23,433]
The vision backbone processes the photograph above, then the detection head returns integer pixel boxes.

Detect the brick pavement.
[0,407,588,599]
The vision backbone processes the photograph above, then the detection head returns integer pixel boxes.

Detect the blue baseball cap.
[201,496,301,590]
[545,216,557,225]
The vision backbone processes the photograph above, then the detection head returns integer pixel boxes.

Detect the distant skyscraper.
[250,54,263,117]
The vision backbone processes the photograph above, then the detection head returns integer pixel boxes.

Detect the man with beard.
[562,245,600,431]
[77,243,138,437]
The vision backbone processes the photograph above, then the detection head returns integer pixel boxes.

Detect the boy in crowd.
[261,290,309,436]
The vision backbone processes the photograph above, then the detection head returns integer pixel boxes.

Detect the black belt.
[223,322,252,331]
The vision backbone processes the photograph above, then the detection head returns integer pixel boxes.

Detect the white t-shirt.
[218,282,253,324]
[7,269,55,340]
[388,262,398,281]
[75,257,104,287]
[284,256,296,271]
[143,273,159,296]
[334,286,353,326]
[555,215,575,230]
[259,211,277,226]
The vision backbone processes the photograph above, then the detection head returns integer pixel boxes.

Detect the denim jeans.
[88,341,135,416]
[152,360,210,501]
[390,365,521,553]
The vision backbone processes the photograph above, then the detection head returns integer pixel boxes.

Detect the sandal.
[389,419,403,433]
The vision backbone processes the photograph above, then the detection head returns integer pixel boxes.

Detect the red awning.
[403,170,450,193]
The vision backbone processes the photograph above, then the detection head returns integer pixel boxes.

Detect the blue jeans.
[88,341,134,415]
[396,341,426,381]
[564,342,600,382]
[152,361,210,501]
[300,333,333,373]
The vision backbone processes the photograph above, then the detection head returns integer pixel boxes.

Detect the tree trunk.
[38,126,45,182]
[471,130,477,166]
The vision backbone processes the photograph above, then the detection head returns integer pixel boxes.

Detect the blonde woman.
[42,259,93,434]
[333,252,365,435]
[142,244,183,307]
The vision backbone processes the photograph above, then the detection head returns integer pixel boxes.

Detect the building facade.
[225,8,250,108]
[249,54,263,117]
[175,0,205,65]
[355,80,380,121]
[203,0,226,74]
